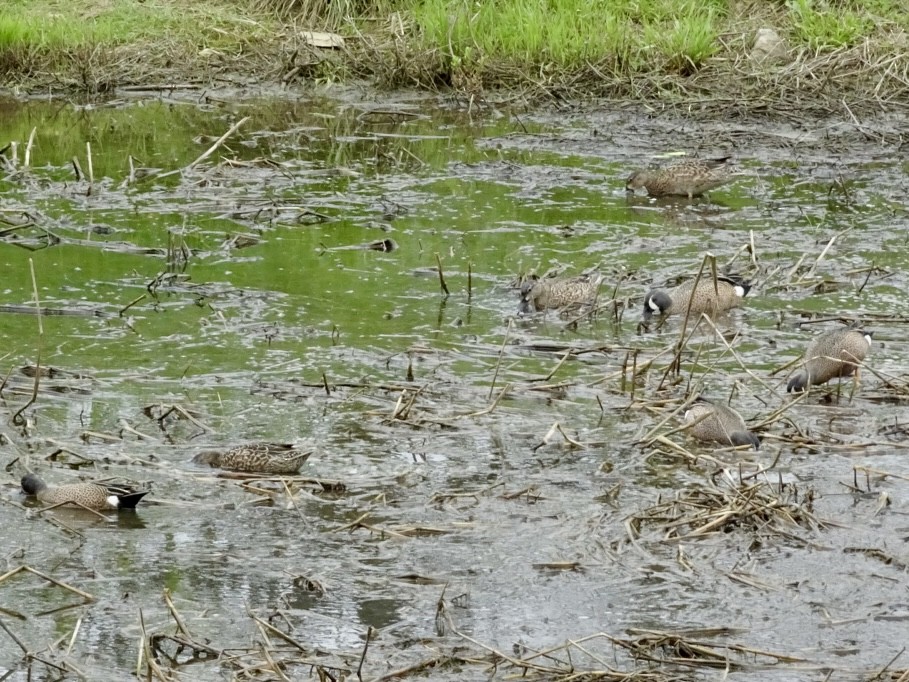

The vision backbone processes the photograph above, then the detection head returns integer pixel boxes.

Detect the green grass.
[788,0,873,49]
[411,0,723,75]
[0,0,270,51]
[2,0,909,100]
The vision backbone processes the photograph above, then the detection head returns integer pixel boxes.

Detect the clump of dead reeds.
[626,473,822,543]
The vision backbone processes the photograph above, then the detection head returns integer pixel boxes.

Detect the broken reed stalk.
[656,411,714,443]
[488,318,512,400]
[86,142,94,195]
[467,261,472,299]
[629,348,638,403]
[37,500,109,521]
[138,609,168,682]
[699,316,782,398]
[805,230,844,278]
[435,253,449,296]
[620,352,628,393]
[162,588,192,639]
[0,616,28,653]
[119,294,146,317]
[23,127,36,170]
[280,477,309,526]
[0,565,95,602]
[538,351,571,383]
[657,315,704,391]
[185,116,250,172]
[245,607,309,653]
[637,389,703,446]
[322,372,331,396]
[357,626,373,682]
[149,116,251,182]
[669,253,714,378]
[64,615,83,656]
[857,262,874,294]
[710,253,719,297]
[12,258,43,426]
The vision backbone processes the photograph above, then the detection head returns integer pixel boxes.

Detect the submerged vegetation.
[2,0,909,107]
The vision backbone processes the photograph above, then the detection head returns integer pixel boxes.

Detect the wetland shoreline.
[3,0,909,118]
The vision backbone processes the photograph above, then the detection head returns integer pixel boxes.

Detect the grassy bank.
[0,0,277,93]
[3,0,909,112]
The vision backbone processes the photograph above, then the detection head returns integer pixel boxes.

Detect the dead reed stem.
[435,253,450,296]
[86,141,94,194]
[12,258,43,426]
[488,318,512,400]
[24,127,36,170]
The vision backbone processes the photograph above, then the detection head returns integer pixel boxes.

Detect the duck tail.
[731,431,761,450]
[787,369,809,393]
[116,491,149,509]
[193,451,222,467]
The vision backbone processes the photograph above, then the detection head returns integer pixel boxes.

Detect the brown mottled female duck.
[519,273,604,315]
[194,442,311,474]
[643,274,750,322]
[684,399,760,450]
[21,473,149,510]
[787,328,872,393]
[626,157,739,198]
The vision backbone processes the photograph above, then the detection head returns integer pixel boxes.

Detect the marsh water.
[1,89,908,680]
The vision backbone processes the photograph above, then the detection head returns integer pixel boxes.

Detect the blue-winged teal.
[193,442,311,474]
[684,399,760,450]
[643,274,750,322]
[626,157,738,198]
[787,329,872,393]
[21,473,149,510]
[519,273,604,315]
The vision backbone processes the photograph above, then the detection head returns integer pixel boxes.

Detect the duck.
[626,157,739,198]
[683,399,760,450]
[643,274,750,322]
[193,442,311,474]
[519,273,604,315]
[786,328,872,393]
[21,473,149,510]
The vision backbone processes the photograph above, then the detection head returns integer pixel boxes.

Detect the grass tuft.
[788,0,872,50]
[645,11,719,74]
[412,0,723,75]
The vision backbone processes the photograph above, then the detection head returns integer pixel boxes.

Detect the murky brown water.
[0,91,908,680]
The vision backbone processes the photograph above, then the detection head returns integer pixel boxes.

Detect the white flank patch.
[107,495,120,509]
[864,333,872,346]
[734,285,745,297]
[683,409,693,422]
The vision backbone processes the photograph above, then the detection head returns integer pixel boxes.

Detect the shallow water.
[0,90,908,680]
